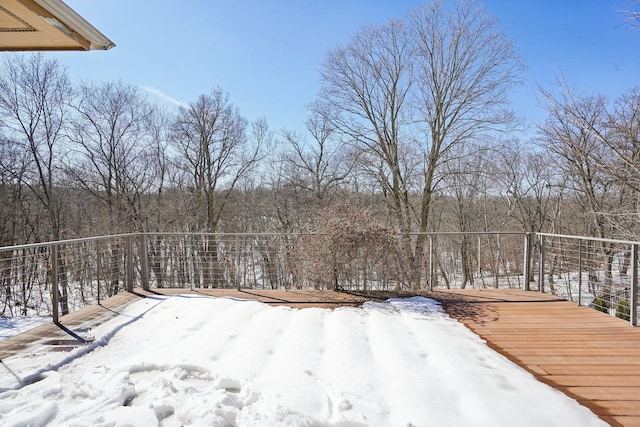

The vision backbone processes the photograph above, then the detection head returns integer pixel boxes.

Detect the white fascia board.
[32,0,115,50]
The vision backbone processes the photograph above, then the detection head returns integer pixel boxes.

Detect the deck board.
[430,288,640,427]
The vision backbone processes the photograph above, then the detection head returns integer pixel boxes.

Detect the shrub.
[296,204,401,290]
[616,299,630,321]
[592,296,609,314]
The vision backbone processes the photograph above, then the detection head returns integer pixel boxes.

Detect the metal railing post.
[429,235,434,291]
[476,235,481,290]
[524,233,531,291]
[235,235,241,291]
[631,243,638,326]
[51,243,59,324]
[140,234,149,291]
[96,240,101,305]
[538,234,545,293]
[578,239,583,306]
[126,234,134,292]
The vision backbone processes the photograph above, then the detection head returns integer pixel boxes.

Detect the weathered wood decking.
[1,288,639,426]
[428,288,640,427]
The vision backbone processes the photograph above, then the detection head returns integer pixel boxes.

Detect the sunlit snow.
[0,295,606,426]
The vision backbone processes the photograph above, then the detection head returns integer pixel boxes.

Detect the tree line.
[1,0,639,254]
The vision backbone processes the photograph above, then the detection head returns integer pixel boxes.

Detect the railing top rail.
[404,231,527,236]
[142,231,528,237]
[536,232,640,247]
[0,233,134,253]
[0,231,530,252]
[142,232,314,237]
[3,231,637,253]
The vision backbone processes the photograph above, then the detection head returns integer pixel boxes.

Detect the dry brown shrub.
[292,204,402,290]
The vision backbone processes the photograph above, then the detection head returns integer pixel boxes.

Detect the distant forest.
[1,2,639,247]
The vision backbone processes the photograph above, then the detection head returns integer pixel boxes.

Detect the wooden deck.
[2,287,639,426]
[427,288,640,427]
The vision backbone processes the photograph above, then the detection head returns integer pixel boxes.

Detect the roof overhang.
[0,0,114,51]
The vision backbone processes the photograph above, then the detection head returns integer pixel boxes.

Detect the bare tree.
[170,88,266,286]
[66,80,165,295]
[409,0,524,278]
[319,19,415,234]
[538,78,618,240]
[538,78,640,239]
[439,143,493,288]
[538,78,624,298]
[318,0,523,288]
[280,105,355,203]
[144,105,174,231]
[0,53,72,241]
[67,80,158,234]
[603,88,640,238]
[0,53,72,313]
[0,135,30,246]
[602,88,640,193]
[170,88,260,232]
[498,143,563,234]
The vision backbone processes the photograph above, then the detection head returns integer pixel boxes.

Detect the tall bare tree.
[555,87,640,240]
[66,80,164,295]
[144,105,174,231]
[67,80,157,234]
[538,78,626,298]
[0,53,72,241]
[319,0,523,287]
[538,78,618,240]
[0,53,72,313]
[602,88,640,193]
[319,18,414,233]
[409,0,523,276]
[170,88,266,286]
[603,88,640,238]
[170,88,259,232]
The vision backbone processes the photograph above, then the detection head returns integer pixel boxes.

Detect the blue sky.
[53,1,639,136]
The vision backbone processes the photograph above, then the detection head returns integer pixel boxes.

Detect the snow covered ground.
[0,295,606,426]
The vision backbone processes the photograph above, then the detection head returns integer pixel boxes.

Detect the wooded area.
[1,1,639,256]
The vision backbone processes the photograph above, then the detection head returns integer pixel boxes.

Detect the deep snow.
[0,295,606,426]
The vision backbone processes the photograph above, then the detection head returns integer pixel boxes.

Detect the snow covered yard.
[0,295,606,427]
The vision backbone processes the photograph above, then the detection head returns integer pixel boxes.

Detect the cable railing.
[534,233,638,325]
[0,234,135,322]
[0,231,637,325]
